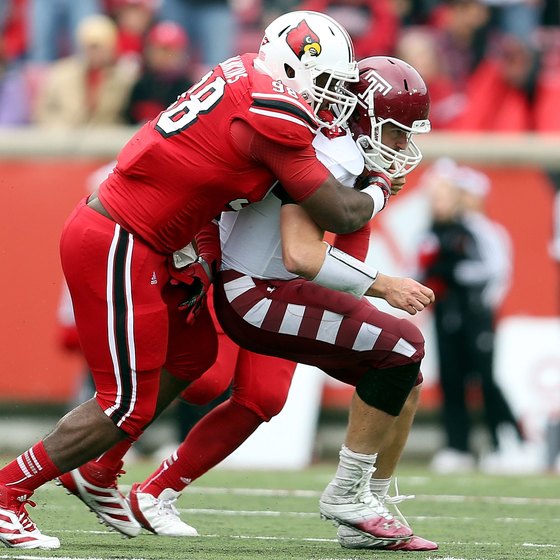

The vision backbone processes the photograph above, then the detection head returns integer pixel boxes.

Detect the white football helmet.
[348,56,431,178]
[255,10,359,128]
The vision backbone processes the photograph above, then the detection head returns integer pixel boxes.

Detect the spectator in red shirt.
[396,28,466,130]
[107,0,159,64]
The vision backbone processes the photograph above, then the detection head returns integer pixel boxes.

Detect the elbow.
[283,246,311,278]
[283,251,305,277]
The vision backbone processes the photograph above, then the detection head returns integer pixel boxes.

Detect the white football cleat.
[338,525,438,550]
[320,478,412,543]
[57,462,141,538]
[128,483,198,537]
[337,479,437,551]
[0,485,60,549]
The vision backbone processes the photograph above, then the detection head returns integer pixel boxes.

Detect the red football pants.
[60,199,217,437]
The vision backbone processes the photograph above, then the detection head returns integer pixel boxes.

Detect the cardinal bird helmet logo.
[286,20,322,60]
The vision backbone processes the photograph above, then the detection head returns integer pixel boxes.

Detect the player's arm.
[280,203,327,279]
[332,222,371,262]
[296,173,386,234]
[232,119,389,234]
[280,203,435,315]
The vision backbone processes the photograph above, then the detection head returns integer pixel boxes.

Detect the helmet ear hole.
[284,63,295,78]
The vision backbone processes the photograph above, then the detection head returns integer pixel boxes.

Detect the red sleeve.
[351,0,399,58]
[333,221,371,262]
[195,220,221,271]
[230,119,329,203]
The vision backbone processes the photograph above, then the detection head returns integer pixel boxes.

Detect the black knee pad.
[356,362,421,416]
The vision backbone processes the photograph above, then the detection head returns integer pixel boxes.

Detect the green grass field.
[2,460,559,560]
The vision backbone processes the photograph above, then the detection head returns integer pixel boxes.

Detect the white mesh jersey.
[219,129,364,279]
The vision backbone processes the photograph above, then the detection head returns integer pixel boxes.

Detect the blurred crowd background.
[1,0,560,131]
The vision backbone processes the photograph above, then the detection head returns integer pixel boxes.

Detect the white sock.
[371,477,392,498]
[323,445,378,499]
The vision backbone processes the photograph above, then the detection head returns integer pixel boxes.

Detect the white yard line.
[44,503,560,523]
[145,486,560,506]
[41,481,560,506]
[16,531,560,548]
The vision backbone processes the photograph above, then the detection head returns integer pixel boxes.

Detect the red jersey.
[99,53,330,253]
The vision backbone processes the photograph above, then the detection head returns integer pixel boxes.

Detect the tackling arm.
[296,175,377,234]
[237,119,382,234]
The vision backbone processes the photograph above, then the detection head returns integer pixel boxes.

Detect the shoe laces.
[376,478,414,528]
[15,497,38,532]
[155,495,180,519]
[354,478,395,522]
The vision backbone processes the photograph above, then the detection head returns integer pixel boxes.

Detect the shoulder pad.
[246,71,319,148]
[313,130,364,178]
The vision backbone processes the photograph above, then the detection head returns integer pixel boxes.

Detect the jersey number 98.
[155,74,226,138]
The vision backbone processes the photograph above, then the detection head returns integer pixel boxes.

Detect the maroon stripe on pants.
[260,299,289,332]
[335,315,363,349]
[297,305,324,340]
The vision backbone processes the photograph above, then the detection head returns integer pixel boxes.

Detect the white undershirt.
[219,131,364,279]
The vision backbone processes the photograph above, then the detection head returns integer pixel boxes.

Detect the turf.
[2,460,558,560]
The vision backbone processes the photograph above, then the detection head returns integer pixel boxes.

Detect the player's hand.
[168,257,214,325]
[368,273,435,315]
[354,169,392,211]
[390,174,406,196]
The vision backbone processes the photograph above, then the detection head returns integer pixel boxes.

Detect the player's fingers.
[405,303,418,315]
[421,286,435,303]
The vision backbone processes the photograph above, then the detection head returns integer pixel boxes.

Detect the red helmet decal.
[286,20,321,60]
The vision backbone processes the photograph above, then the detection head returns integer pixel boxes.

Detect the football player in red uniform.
[0,11,393,549]
[56,57,435,551]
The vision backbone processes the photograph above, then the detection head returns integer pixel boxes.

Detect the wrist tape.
[361,184,387,219]
[312,242,378,298]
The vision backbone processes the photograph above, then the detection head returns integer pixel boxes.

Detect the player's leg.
[318,379,416,545]
[55,203,180,537]
[336,382,438,550]
[178,290,235,407]
[0,395,125,550]
[59,280,219,537]
[0,202,169,546]
[213,271,423,543]
[130,344,297,536]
